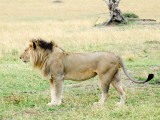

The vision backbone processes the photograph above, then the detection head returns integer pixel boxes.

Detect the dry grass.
[0,0,160,119]
[0,0,160,54]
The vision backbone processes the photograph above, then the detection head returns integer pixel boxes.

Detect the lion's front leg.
[47,78,56,105]
[47,78,64,106]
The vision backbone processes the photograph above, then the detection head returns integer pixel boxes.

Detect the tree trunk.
[103,0,127,25]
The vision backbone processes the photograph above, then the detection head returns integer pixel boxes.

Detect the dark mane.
[38,40,53,50]
[33,38,54,51]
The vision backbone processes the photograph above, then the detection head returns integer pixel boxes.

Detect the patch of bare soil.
[12,110,42,116]
[53,0,63,3]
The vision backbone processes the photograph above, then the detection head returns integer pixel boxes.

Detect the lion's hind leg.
[97,78,111,105]
[111,70,126,105]
[95,70,116,105]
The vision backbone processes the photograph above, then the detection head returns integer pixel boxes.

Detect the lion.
[20,38,154,106]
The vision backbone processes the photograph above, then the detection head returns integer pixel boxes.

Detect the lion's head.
[20,38,64,77]
[20,47,30,63]
[20,38,54,64]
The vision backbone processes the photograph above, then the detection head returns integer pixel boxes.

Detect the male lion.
[20,39,154,106]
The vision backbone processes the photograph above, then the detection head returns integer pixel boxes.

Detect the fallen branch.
[127,18,156,21]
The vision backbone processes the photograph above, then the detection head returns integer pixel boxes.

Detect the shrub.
[124,13,139,18]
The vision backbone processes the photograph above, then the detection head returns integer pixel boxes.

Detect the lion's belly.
[64,71,97,81]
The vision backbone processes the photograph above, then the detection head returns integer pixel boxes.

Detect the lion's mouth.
[23,60,28,63]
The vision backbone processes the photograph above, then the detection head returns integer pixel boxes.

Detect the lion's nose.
[19,57,21,59]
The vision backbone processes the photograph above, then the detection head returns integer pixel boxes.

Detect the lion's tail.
[117,56,154,84]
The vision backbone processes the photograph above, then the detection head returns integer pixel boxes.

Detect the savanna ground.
[0,0,160,119]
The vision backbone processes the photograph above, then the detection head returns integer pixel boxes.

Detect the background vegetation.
[0,0,160,119]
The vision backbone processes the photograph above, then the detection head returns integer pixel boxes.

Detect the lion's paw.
[47,102,61,106]
[47,102,54,106]
[116,102,125,106]
[93,101,104,106]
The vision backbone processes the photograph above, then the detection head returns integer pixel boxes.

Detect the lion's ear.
[29,40,37,49]
[33,41,36,49]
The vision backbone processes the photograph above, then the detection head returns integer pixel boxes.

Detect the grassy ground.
[0,0,160,119]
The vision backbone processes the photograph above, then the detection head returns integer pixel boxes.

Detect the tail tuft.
[145,74,154,82]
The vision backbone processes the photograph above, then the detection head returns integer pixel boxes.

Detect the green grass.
[0,48,160,120]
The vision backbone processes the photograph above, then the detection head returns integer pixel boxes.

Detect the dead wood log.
[103,0,127,25]
[127,18,156,21]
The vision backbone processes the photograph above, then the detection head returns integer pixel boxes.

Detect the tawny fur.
[20,39,153,106]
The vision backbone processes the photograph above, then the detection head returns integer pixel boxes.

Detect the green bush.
[124,13,139,18]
